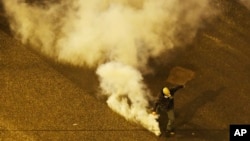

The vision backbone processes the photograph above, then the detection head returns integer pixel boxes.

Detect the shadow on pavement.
[174,87,227,140]
[0,2,11,35]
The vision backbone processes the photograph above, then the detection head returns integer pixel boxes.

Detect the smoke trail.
[96,61,160,135]
[2,0,216,135]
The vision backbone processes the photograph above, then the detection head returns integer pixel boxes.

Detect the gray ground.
[0,0,250,141]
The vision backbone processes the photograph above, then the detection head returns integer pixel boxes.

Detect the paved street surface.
[0,0,250,141]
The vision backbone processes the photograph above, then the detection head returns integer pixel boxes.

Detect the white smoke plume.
[2,0,216,135]
[96,61,160,135]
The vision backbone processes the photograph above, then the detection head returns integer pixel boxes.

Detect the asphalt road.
[0,0,250,141]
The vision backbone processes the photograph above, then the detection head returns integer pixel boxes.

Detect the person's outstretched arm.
[170,85,184,96]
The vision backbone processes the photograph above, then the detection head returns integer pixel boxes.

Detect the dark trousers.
[166,109,175,131]
[156,107,175,131]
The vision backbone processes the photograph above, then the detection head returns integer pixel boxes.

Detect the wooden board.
[167,66,195,85]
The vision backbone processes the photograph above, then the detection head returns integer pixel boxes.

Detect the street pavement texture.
[0,0,250,141]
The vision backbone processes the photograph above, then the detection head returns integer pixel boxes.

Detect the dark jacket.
[153,85,184,111]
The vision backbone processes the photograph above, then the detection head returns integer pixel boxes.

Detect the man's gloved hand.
[151,111,157,115]
[151,111,159,119]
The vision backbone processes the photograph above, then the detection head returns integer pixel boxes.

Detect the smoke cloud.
[3,0,216,135]
[96,61,160,134]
